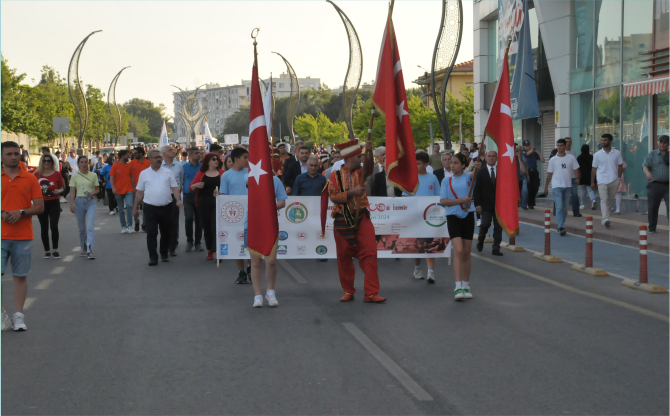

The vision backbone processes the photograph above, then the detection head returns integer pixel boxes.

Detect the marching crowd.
[1,132,668,329]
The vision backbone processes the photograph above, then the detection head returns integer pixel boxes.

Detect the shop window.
[623,0,653,82]
[488,19,498,82]
[595,87,621,149]
[571,0,595,91]
[571,91,594,152]
[657,92,669,138]
[595,0,622,87]
[622,95,651,197]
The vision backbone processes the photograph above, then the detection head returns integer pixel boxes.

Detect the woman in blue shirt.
[440,153,480,301]
[100,156,118,215]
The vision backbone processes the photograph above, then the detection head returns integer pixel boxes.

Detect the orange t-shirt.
[110,162,134,194]
[1,169,43,240]
[19,161,27,171]
[129,159,150,186]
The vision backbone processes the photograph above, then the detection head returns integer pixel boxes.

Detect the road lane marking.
[62,255,75,262]
[342,323,433,401]
[471,253,669,323]
[72,247,80,252]
[94,227,101,230]
[36,279,54,290]
[51,267,65,275]
[279,260,308,284]
[23,298,35,310]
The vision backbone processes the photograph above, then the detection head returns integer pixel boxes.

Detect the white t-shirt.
[470,151,479,160]
[547,154,580,189]
[67,156,79,175]
[592,148,623,185]
[136,166,178,206]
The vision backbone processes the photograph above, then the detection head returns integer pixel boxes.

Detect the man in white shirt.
[66,149,78,176]
[133,149,183,266]
[591,133,623,228]
[544,139,581,236]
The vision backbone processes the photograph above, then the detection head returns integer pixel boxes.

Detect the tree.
[294,112,348,144]
[24,65,73,146]
[444,85,475,143]
[221,104,250,139]
[126,113,150,137]
[123,98,165,137]
[1,56,39,136]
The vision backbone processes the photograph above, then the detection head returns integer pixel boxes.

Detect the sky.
[1,1,474,114]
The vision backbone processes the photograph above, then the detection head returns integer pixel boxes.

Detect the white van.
[99,146,126,156]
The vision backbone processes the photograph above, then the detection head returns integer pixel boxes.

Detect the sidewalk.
[517,203,669,253]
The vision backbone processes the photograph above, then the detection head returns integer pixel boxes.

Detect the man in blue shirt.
[219,147,250,284]
[182,148,203,252]
[404,151,441,283]
[292,156,327,196]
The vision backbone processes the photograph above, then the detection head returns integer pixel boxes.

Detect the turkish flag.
[484,50,519,237]
[373,8,418,195]
[247,53,278,256]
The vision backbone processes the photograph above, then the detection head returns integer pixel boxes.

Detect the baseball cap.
[659,135,669,143]
[522,140,531,146]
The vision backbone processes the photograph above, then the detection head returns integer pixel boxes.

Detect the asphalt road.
[2,200,668,415]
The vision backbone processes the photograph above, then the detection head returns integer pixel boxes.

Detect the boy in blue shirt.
[219,147,251,284]
[404,151,441,283]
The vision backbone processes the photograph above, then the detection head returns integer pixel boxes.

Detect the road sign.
[284,136,289,141]
[53,117,69,133]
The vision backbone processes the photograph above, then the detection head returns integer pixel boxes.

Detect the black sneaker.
[141,223,147,232]
[573,213,582,217]
[235,270,248,284]
[52,251,60,259]
[135,222,140,232]
[559,228,567,236]
[44,252,51,259]
[247,265,252,283]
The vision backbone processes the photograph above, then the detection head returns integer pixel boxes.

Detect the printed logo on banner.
[423,203,447,227]
[316,245,328,255]
[220,244,228,255]
[239,244,246,255]
[296,232,307,241]
[370,203,390,212]
[278,231,288,241]
[236,231,245,241]
[219,231,228,242]
[221,201,245,223]
[277,245,288,255]
[317,231,329,240]
[286,202,308,224]
[297,246,306,255]
[393,205,408,210]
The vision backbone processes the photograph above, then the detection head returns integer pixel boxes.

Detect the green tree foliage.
[26,65,74,144]
[444,85,475,143]
[123,98,166,137]
[220,104,250,139]
[127,113,150,137]
[1,56,39,136]
[294,112,348,144]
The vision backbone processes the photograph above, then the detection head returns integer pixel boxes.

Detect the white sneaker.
[591,200,597,210]
[1,312,10,331]
[253,295,263,308]
[579,204,585,210]
[454,288,465,300]
[265,291,278,307]
[12,312,26,331]
[462,287,473,299]
[427,270,435,284]
[60,196,67,203]
[127,227,135,234]
[614,210,621,215]
[109,211,116,216]
[121,227,128,234]
[413,268,424,279]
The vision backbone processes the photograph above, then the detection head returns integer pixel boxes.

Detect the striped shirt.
[643,149,669,184]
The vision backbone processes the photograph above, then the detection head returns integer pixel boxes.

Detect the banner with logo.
[215,196,451,260]
[497,0,539,120]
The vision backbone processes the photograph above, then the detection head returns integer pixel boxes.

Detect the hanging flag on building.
[372,1,418,195]
[485,48,519,237]
[159,120,169,147]
[247,41,278,257]
[203,120,213,152]
[497,0,539,120]
[263,77,273,140]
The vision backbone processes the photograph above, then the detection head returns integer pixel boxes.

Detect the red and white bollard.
[534,209,561,262]
[585,216,593,268]
[544,209,551,256]
[639,225,648,284]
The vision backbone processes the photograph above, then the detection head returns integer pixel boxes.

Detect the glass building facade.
[570,0,669,197]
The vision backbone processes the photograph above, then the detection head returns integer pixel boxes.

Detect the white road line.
[62,255,75,262]
[23,298,35,310]
[36,279,54,290]
[279,260,308,284]
[94,227,101,230]
[520,221,669,256]
[51,267,65,275]
[342,323,433,401]
[72,247,80,252]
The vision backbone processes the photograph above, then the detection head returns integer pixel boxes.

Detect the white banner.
[224,134,239,145]
[215,196,451,260]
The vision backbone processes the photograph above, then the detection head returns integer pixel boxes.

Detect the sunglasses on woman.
[44,159,53,163]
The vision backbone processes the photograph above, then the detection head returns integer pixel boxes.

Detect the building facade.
[242,73,321,99]
[474,0,668,197]
[413,59,474,103]
[173,83,248,138]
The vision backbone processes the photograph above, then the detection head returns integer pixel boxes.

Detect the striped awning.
[624,76,669,98]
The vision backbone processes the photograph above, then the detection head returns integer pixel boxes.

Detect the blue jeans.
[1,240,33,277]
[115,192,134,228]
[553,187,571,229]
[75,197,97,252]
[520,176,529,208]
[571,178,580,214]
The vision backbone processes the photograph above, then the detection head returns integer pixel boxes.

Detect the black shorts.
[447,212,475,240]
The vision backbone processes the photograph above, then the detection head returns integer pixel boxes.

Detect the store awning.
[624,76,669,98]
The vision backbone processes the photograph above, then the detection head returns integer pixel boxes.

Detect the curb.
[501,242,526,252]
[570,263,609,276]
[621,279,669,294]
[533,253,562,263]
[520,216,668,253]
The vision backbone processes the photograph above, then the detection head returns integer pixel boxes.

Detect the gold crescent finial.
[251,28,260,44]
